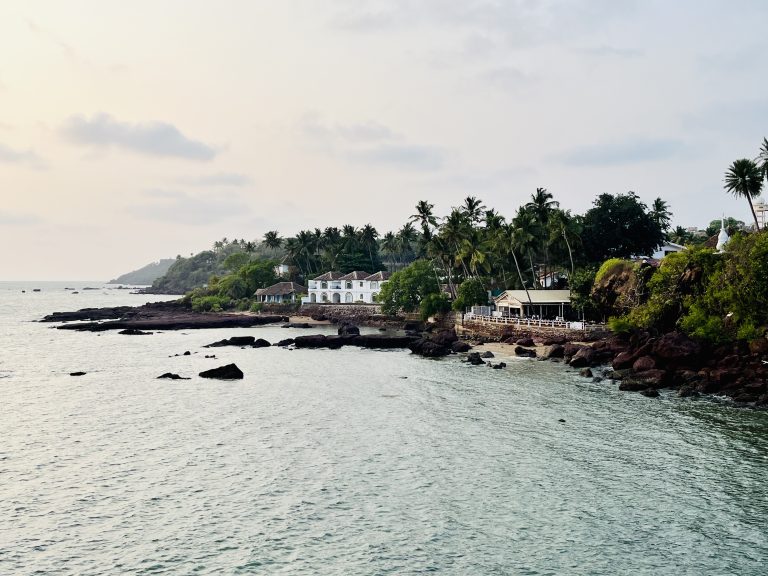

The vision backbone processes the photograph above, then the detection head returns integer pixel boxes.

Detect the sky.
[1,0,767,280]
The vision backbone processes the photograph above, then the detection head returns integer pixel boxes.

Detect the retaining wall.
[457,318,610,342]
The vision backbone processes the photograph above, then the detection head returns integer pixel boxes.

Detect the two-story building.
[303,271,391,304]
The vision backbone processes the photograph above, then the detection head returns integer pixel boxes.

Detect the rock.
[69,371,86,376]
[516,337,535,347]
[677,385,698,398]
[183,351,191,356]
[118,328,152,335]
[619,369,669,391]
[157,373,190,380]
[579,368,593,378]
[408,339,449,357]
[632,355,656,372]
[558,418,566,423]
[543,344,565,359]
[338,323,360,336]
[480,351,495,358]
[282,322,311,329]
[651,332,701,368]
[465,352,485,365]
[748,338,768,355]
[403,321,423,332]
[514,346,537,358]
[592,376,604,383]
[204,354,216,358]
[431,329,458,346]
[612,350,637,370]
[205,336,256,348]
[199,363,244,380]
[542,336,567,346]
[451,341,471,353]
[569,347,595,368]
[276,338,295,347]
[491,362,507,369]
[619,380,650,392]
[640,388,660,398]
[252,338,271,348]
[310,314,327,322]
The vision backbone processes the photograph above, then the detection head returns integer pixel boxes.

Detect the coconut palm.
[396,223,418,263]
[756,137,768,184]
[381,231,399,270]
[409,200,438,242]
[650,198,672,234]
[360,224,379,270]
[724,158,763,230]
[525,187,559,225]
[461,196,486,225]
[263,231,282,254]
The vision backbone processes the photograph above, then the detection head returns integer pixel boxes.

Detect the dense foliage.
[378,260,442,318]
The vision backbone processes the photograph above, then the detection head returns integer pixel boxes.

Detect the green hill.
[109,259,176,285]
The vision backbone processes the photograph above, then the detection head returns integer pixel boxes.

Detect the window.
[321,281,327,289]
[359,282,363,287]
[346,281,352,289]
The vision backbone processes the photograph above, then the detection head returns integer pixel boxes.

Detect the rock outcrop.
[199,364,244,380]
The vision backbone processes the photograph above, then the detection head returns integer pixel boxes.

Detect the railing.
[463,313,606,331]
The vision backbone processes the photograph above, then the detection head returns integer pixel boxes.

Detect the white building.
[651,241,686,260]
[493,290,572,319]
[255,281,305,304]
[302,271,391,304]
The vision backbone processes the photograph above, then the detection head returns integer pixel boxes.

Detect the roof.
[313,271,343,281]
[364,271,391,281]
[494,290,571,305]
[255,281,305,296]
[339,271,370,280]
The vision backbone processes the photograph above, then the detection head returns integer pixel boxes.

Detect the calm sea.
[1,280,767,575]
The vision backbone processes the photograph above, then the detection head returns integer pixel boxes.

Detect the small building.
[255,281,305,304]
[651,241,686,260]
[493,289,571,319]
[303,271,391,304]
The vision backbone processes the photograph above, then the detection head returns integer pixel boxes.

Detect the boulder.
[632,355,656,372]
[612,350,637,370]
[310,314,327,322]
[282,322,311,329]
[276,338,295,347]
[118,328,152,335]
[451,341,472,353]
[199,363,244,380]
[491,362,507,369]
[514,346,537,358]
[69,371,86,376]
[579,368,593,378]
[543,344,565,359]
[252,338,271,348]
[408,339,449,358]
[569,347,596,368]
[205,336,256,348]
[431,329,458,347]
[466,352,485,365]
[338,323,360,336]
[541,336,567,346]
[619,369,668,391]
[640,388,660,398]
[563,343,584,359]
[516,337,535,347]
[651,332,701,368]
[677,385,698,398]
[481,351,495,358]
[157,372,190,380]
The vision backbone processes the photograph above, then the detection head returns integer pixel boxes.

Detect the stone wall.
[457,318,610,342]
[299,303,397,327]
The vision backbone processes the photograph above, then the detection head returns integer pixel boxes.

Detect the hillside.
[109,259,176,285]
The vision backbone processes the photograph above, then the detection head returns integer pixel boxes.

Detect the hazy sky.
[2,0,767,280]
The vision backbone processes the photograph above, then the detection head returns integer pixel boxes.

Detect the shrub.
[250,302,264,313]
[191,295,230,312]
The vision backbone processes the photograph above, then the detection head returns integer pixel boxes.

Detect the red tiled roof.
[339,271,371,280]
[312,272,343,281]
[255,281,305,296]
[364,271,391,281]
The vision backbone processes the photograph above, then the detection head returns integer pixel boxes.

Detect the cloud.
[300,112,398,144]
[581,44,643,59]
[61,113,217,160]
[556,138,685,166]
[128,189,249,225]
[180,172,252,187]
[0,211,42,226]
[0,143,46,169]
[480,65,534,91]
[351,144,445,170]
[682,99,768,137]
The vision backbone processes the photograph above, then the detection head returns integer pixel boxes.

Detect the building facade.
[255,281,305,304]
[302,271,391,304]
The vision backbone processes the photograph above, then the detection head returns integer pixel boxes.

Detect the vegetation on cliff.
[109,259,175,285]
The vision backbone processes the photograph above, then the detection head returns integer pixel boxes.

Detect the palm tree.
[263,231,282,254]
[525,187,559,225]
[397,223,418,264]
[650,198,672,234]
[461,196,486,225]
[410,200,438,241]
[381,231,399,270]
[295,230,316,274]
[756,137,768,185]
[724,158,763,230]
[440,208,471,277]
[243,241,257,255]
[360,224,379,270]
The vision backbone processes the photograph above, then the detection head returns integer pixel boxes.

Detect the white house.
[493,289,572,319]
[302,271,391,304]
[651,241,686,260]
[255,282,305,304]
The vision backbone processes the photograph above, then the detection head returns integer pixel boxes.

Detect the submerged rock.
[199,363,244,380]
[480,351,495,358]
[157,372,190,380]
[514,346,537,358]
[465,352,485,365]
[282,322,311,329]
[118,328,153,335]
[69,371,86,376]
[451,340,472,353]
[338,323,360,336]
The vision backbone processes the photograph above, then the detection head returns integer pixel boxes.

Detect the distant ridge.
[109,259,175,285]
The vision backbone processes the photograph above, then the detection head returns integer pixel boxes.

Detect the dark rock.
[619,380,651,392]
[252,338,271,348]
[619,369,669,391]
[516,337,535,347]
[205,336,256,348]
[542,336,567,346]
[563,343,584,359]
[640,388,660,398]
[282,322,311,329]
[276,338,295,347]
[204,354,216,358]
[491,362,507,369]
[558,418,566,423]
[466,352,485,365]
[183,351,191,356]
[431,329,458,347]
[543,344,565,359]
[677,385,698,398]
[612,350,636,370]
[338,323,360,336]
[480,351,495,358]
[403,321,423,332]
[651,332,701,368]
[69,371,86,376]
[579,368,593,378]
[199,363,244,380]
[592,376,604,383]
[451,341,471,353]
[157,373,190,380]
[118,328,152,335]
[569,347,595,368]
[632,355,656,372]
[310,314,328,322]
[514,346,537,358]
[409,339,449,357]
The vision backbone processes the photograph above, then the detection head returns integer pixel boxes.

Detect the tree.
[452,278,488,311]
[223,252,250,272]
[756,137,768,185]
[705,217,745,237]
[461,196,486,225]
[263,231,282,254]
[724,158,763,230]
[410,200,438,244]
[581,192,665,262]
[377,260,440,315]
[650,198,672,234]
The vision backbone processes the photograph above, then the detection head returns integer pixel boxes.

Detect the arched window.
[321,292,328,302]
[370,281,378,289]
[332,292,341,303]
[372,292,378,301]
[345,292,353,303]
[321,281,327,289]
[310,293,316,303]
[345,281,352,289]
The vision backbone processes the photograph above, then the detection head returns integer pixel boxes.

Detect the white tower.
[754,197,767,230]
[716,217,730,252]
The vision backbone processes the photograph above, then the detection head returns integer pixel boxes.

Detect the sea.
[1,280,767,575]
